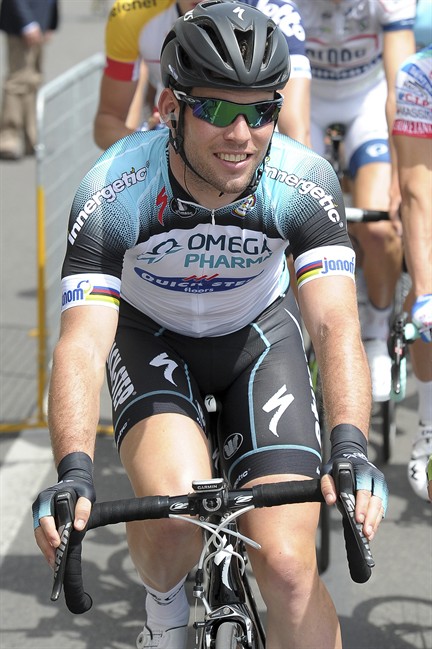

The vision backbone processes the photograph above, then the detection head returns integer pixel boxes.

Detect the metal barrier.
[0,53,112,433]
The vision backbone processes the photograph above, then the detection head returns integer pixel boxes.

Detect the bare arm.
[298,275,386,539]
[93,75,140,150]
[393,135,432,297]
[48,305,118,462]
[35,305,118,564]
[382,29,416,217]
[278,76,311,147]
[299,276,371,434]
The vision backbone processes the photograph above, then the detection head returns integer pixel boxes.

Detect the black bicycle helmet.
[160,0,290,91]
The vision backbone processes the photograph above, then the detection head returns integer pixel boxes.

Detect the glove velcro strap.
[57,451,93,481]
[330,424,368,457]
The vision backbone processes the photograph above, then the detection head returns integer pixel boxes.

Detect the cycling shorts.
[107,293,322,488]
[310,77,390,178]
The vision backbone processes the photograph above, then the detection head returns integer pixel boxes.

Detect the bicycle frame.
[186,479,264,648]
[188,396,266,648]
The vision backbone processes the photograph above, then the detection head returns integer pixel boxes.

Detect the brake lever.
[51,488,77,601]
[333,459,375,571]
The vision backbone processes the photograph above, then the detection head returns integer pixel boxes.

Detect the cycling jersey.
[392,44,432,138]
[298,0,416,176]
[104,0,311,100]
[297,0,416,100]
[62,130,354,338]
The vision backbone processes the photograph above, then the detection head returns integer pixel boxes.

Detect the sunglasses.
[173,90,283,128]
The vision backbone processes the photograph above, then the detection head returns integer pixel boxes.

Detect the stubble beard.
[183,141,256,198]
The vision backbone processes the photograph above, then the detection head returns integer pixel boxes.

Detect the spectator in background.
[392,44,432,501]
[0,0,59,160]
[296,0,416,403]
[94,0,311,150]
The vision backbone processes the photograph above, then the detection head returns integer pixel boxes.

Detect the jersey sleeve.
[265,138,355,289]
[61,148,143,312]
[104,7,142,81]
[377,0,416,32]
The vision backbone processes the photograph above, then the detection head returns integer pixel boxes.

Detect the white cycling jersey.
[297,0,416,100]
[393,44,432,138]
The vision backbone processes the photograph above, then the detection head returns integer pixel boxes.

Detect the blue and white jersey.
[61,130,354,337]
[296,0,416,99]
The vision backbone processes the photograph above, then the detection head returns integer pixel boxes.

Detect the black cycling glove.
[321,424,389,515]
[32,452,96,530]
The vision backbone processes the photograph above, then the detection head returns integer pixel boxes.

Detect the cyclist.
[93,0,312,149]
[392,44,432,501]
[33,3,388,648]
[296,0,417,402]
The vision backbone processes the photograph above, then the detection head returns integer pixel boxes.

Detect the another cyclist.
[392,43,432,501]
[93,0,312,149]
[33,3,388,648]
[296,0,417,402]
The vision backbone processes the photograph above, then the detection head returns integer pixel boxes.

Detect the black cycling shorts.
[107,292,322,488]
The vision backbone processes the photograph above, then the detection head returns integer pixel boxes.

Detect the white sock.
[144,577,190,630]
[362,301,392,341]
[416,378,432,429]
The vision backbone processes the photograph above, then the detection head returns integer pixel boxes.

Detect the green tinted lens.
[189,96,282,128]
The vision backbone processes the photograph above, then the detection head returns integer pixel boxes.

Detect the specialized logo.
[107,343,135,410]
[263,385,294,437]
[149,352,178,385]
[265,166,341,223]
[223,433,244,459]
[157,187,168,225]
[68,165,148,244]
[214,540,235,590]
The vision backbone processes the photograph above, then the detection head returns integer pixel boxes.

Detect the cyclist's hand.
[321,425,389,541]
[32,452,95,567]
[412,294,432,343]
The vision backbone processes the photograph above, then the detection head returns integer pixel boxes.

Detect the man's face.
[180,87,276,199]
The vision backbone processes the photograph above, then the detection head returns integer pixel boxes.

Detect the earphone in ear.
[160,111,177,129]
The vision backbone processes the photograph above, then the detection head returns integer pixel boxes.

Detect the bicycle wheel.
[215,622,245,649]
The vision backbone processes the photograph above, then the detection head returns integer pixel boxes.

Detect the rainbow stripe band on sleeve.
[61,274,121,312]
[295,245,356,289]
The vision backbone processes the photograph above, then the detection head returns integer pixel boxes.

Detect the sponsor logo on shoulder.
[265,166,341,223]
[68,164,149,245]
